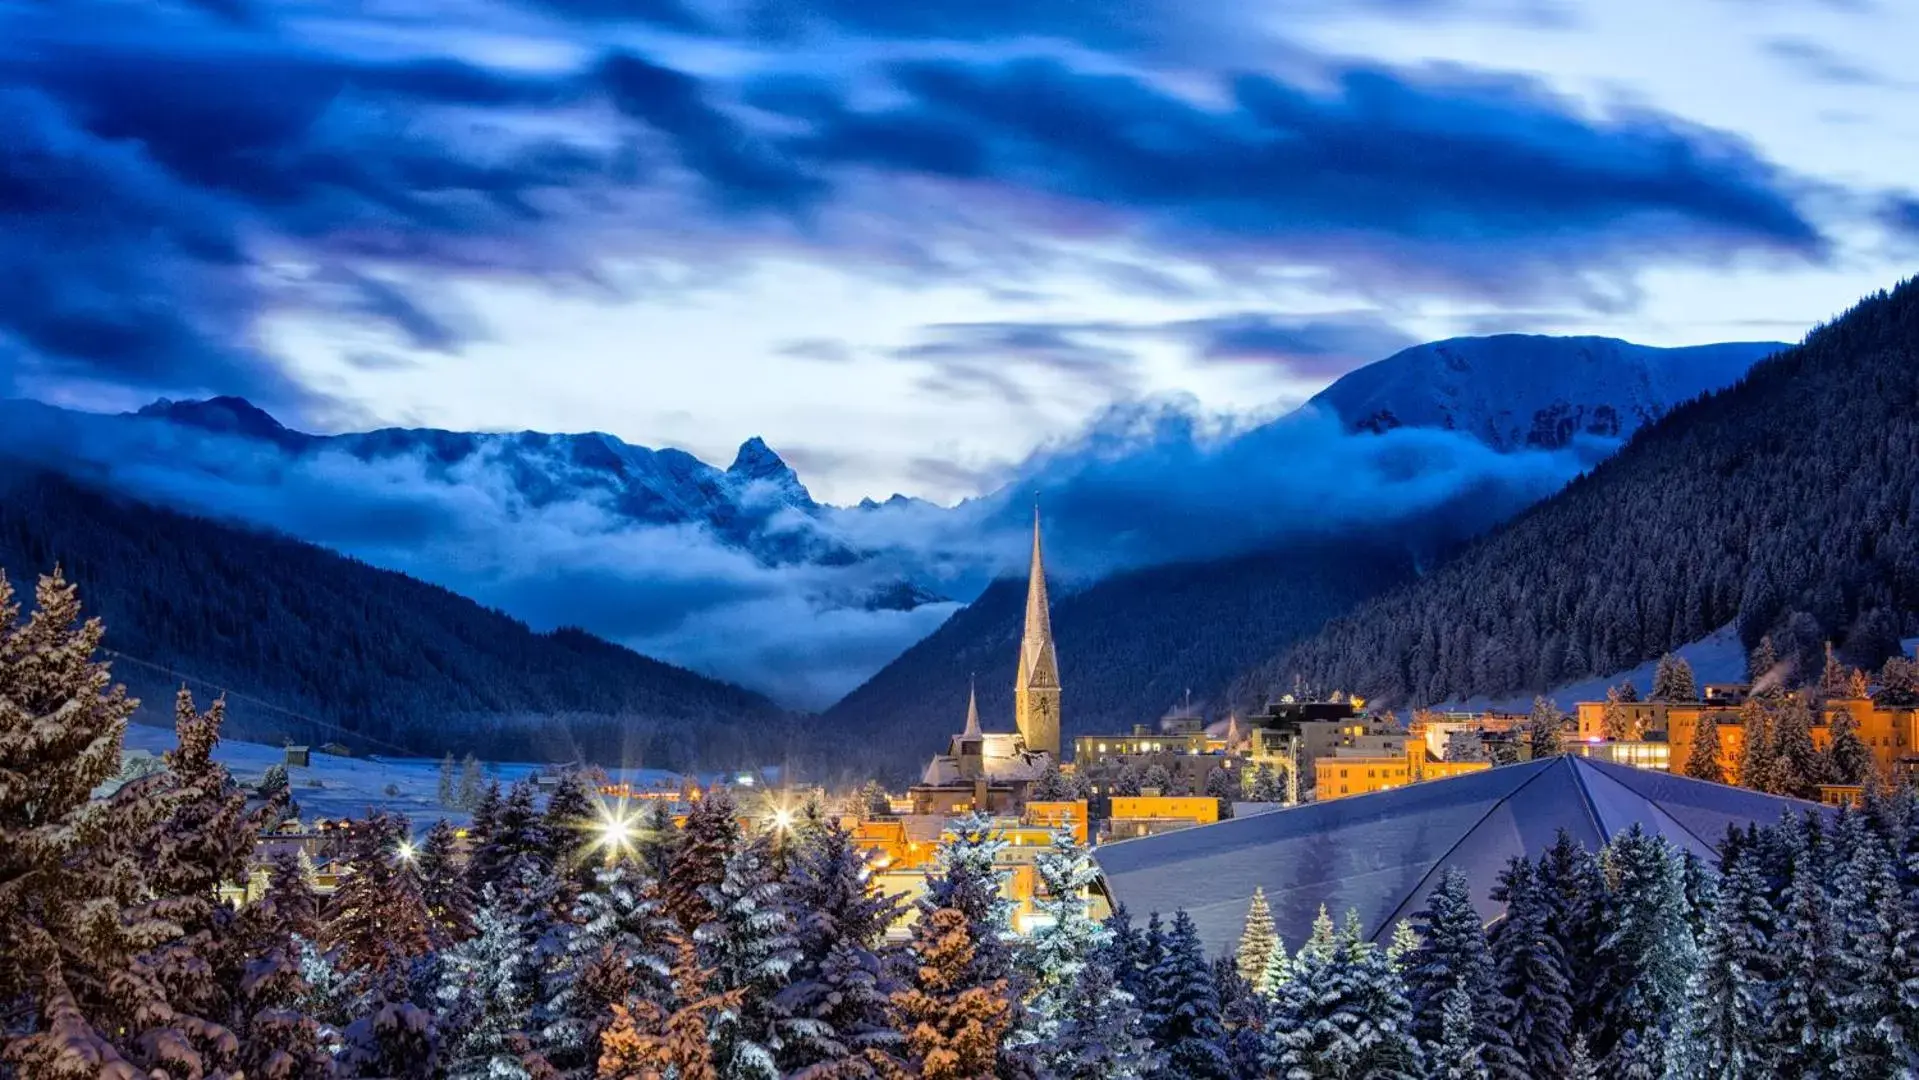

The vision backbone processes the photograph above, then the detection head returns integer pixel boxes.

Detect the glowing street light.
[771,807,795,832]
[396,840,416,863]
[591,797,638,863]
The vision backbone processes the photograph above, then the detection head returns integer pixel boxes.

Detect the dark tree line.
[0,473,794,770]
[1245,278,1919,708]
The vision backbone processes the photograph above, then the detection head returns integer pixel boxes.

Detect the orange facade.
[1575,697,1919,785]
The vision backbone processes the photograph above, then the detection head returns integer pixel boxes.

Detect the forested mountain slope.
[818,540,1415,780]
[0,465,793,770]
[1237,280,1919,708]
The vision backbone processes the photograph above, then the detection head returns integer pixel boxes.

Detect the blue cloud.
[1171,313,1422,376]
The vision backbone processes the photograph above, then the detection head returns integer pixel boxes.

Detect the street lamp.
[397,840,416,863]
[592,798,637,864]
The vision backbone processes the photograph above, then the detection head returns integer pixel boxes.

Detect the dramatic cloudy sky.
[5,0,1915,506]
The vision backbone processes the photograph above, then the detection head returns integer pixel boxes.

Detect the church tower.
[1014,507,1062,758]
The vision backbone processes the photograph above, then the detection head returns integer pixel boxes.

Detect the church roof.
[918,739,1054,786]
[963,678,981,738]
[1094,756,1823,956]
[1016,507,1059,692]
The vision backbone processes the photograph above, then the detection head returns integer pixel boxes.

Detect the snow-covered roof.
[1094,756,1823,956]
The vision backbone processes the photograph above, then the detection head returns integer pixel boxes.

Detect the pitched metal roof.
[1094,756,1821,956]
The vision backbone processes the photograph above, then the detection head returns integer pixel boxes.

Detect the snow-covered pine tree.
[1601,686,1632,742]
[1819,642,1851,700]
[1830,811,1913,1076]
[697,844,803,1078]
[1435,983,1490,1080]
[1651,654,1697,702]
[1534,831,1605,1033]
[1527,697,1565,760]
[467,780,555,906]
[1103,903,1151,1003]
[0,569,167,1077]
[1877,655,1919,706]
[1213,954,1267,1080]
[1590,826,1700,1078]
[1236,887,1279,986]
[229,848,336,1080]
[638,798,680,884]
[1748,637,1781,689]
[417,818,477,945]
[773,816,903,1073]
[458,754,486,810]
[879,907,1014,1080]
[1566,1034,1598,1080]
[1848,667,1871,700]
[1266,907,1356,1077]
[1031,763,1074,802]
[541,770,601,899]
[1404,868,1524,1079]
[469,779,503,845]
[597,931,738,1080]
[918,812,1015,986]
[1825,706,1874,786]
[1768,696,1824,798]
[440,753,458,807]
[1385,920,1419,974]
[324,811,436,992]
[1734,699,1773,791]
[666,785,742,934]
[1249,764,1285,803]
[1205,766,1240,819]
[1049,957,1152,1080]
[541,861,677,1078]
[1021,825,1143,1077]
[1764,816,1844,1077]
[1683,712,1727,784]
[1340,910,1424,1080]
[437,879,553,1080]
[1488,856,1572,1079]
[1146,910,1232,1080]
[341,995,440,1079]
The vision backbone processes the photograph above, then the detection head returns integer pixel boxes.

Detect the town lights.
[592,798,638,863]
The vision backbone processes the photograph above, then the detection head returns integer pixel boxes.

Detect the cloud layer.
[0,0,1854,422]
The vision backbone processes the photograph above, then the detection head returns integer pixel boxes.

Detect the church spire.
[1014,503,1061,758]
[963,675,981,738]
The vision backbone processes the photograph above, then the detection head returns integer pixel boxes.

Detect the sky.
[4,0,1916,506]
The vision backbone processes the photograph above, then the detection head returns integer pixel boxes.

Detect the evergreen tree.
[1341,911,1424,1080]
[1590,827,1699,1077]
[1767,818,1845,1077]
[1146,911,1231,1080]
[341,996,440,1079]
[1876,655,1919,707]
[597,932,739,1080]
[779,817,903,1065]
[1683,712,1727,784]
[1213,958,1266,1080]
[1267,907,1418,1079]
[1748,636,1781,690]
[467,780,554,904]
[1735,699,1773,791]
[1831,812,1914,1077]
[325,812,436,991]
[1825,706,1874,786]
[437,882,551,1080]
[1248,764,1285,803]
[697,845,801,1078]
[1386,919,1420,973]
[458,754,485,810]
[637,798,680,884]
[417,818,477,944]
[880,907,1014,1080]
[1527,697,1566,759]
[1236,887,1279,986]
[1651,653,1698,701]
[1404,868,1524,1079]
[919,813,1015,985]
[0,570,173,1077]
[1049,959,1151,1080]
[1205,766,1240,818]
[440,752,458,807]
[1848,667,1871,700]
[666,786,742,934]
[1104,904,1152,1004]
[1031,764,1075,802]
[469,779,503,847]
[1769,696,1823,797]
[1566,1034,1598,1080]
[858,780,893,820]
[541,861,676,1078]
[1819,642,1851,699]
[1534,831,1606,1032]
[1435,983,1491,1080]
[1601,685,1633,741]
[1488,857,1573,1079]
[1023,827,1148,1079]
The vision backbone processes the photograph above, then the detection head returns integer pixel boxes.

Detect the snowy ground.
[122,722,689,826]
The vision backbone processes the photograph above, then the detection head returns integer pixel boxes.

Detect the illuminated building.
[1103,795,1220,839]
[908,511,1061,814]
[1575,691,1919,785]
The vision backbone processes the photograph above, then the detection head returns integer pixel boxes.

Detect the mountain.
[1239,281,1919,708]
[130,396,860,570]
[816,540,1417,781]
[0,463,794,770]
[1307,336,1782,449]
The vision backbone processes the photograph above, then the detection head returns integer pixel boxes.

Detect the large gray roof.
[1094,756,1822,956]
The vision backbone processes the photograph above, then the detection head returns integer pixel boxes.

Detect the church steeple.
[1014,505,1062,758]
[963,676,981,738]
